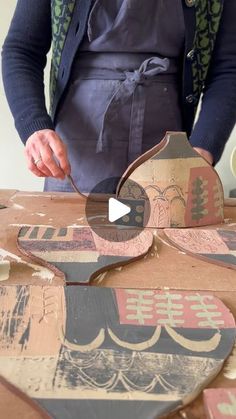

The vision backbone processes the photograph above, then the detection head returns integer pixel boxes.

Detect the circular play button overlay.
[85,176,150,242]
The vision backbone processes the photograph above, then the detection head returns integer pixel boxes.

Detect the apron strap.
[96,56,169,163]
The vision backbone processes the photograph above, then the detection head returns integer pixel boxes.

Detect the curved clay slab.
[0,285,235,419]
[17,226,153,284]
[164,228,236,270]
[117,132,224,228]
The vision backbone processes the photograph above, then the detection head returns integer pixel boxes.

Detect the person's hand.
[193,147,213,165]
[25,129,71,179]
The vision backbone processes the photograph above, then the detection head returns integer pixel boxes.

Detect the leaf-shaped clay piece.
[17,225,153,284]
[164,228,236,270]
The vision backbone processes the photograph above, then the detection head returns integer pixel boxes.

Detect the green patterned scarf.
[50,0,76,109]
[192,0,224,100]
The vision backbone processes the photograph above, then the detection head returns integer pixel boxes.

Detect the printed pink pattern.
[204,388,236,418]
[164,229,230,254]
[92,229,153,257]
[115,289,235,329]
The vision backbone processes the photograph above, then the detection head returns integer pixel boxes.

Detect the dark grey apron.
[45,0,185,193]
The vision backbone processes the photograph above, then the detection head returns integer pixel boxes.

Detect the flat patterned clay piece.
[17,226,153,284]
[0,285,235,419]
[117,131,224,228]
[204,388,236,418]
[164,228,236,270]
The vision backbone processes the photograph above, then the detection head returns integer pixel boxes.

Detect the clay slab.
[164,228,236,270]
[0,285,235,419]
[117,132,224,228]
[17,226,153,284]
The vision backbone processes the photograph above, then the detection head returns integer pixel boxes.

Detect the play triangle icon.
[108,198,131,223]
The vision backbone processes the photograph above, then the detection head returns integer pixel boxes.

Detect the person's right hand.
[25,129,71,179]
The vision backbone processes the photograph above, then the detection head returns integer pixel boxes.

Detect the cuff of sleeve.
[16,117,55,145]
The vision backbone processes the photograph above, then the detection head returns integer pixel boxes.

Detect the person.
[2,0,236,193]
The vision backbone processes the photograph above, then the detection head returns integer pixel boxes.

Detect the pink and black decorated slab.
[117,132,224,228]
[0,285,235,419]
[204,388,236,418]
[17,226,153,284]
[164,228,236,270]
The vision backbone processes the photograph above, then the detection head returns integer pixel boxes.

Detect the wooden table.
[1,189,236,418]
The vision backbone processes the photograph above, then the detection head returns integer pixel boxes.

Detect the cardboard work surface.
[0,189,236,418]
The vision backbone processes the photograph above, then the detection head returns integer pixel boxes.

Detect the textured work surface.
[117,132,224,228]
[164,228,236,271]
[17,226,153,284]
[0,285,235,419]
[0,375,49,419]
[1,190,236,418]
[0,190,235,289]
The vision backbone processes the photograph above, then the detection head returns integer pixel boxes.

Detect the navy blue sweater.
[2,0,236,163]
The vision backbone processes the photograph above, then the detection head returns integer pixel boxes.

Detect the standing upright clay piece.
[117,132,224,228]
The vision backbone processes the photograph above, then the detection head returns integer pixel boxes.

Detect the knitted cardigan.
[2,0,236,163]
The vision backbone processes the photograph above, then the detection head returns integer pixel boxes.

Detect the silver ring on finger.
[34,157,42,165]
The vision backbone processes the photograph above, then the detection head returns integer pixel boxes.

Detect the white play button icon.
[108,198,131,223]
[85,176,151,241]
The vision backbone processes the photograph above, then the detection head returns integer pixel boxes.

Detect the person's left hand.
[193,147,213,165]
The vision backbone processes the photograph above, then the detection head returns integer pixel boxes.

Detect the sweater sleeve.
[189,0,236,164]
[1,0,54,144]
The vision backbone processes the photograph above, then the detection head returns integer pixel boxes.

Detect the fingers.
[30,149,53,177]
[193,147,213,165]
[49,139,71,176]
[25,129,71,179]
[25,150,45,177]
[39,143,65,179]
